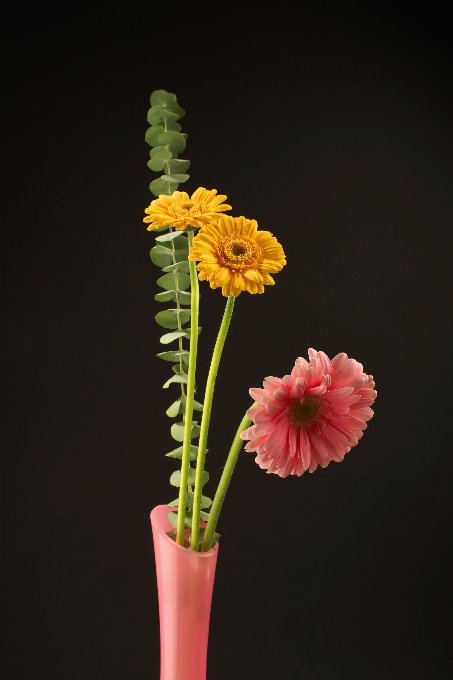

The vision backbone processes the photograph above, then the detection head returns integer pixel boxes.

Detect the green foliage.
[170,420,200,442]
[147,104,185,126]
[170,468,209,488]
[147,150,172,172]
[146,90,215,533]
[149,178,173,196]
[162,261,190,273]
[157,350,189,364]
[155,291,174,302]
[145,125,165,147]
[166,398,183,417]
[170,467,195,487]
[155,231,185,243]
[157,271,191,291]
[210,532,220,548]
[185,493,212,510]
[150,90,177,106]
[163,374,188,389]
[145,90,189,197]
[150,245,173,267]
[157,131,186,153]
[161,173,189,184]
[165,121,182,132]
[155,308,191,329]
[167,159,190,174]
[167,511,194,529]
[159,330,190,344]
[165,444,199,461]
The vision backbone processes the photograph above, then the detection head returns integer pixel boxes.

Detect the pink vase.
[151,505,219,680]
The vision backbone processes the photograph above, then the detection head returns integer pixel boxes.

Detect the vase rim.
[151,504,219,557]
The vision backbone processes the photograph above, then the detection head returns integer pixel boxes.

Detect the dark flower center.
[231,243,247,256]
[217,235,261,270]
[288,397,322,428]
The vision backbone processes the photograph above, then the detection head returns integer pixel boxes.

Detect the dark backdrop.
[1,2,452,678]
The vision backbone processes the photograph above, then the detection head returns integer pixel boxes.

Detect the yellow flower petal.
[143,187,231,231]
[189,215,286,296]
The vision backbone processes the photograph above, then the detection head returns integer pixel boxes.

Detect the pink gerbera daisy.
[240,349,377,477]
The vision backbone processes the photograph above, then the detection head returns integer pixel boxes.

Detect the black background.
[1,2,452,678]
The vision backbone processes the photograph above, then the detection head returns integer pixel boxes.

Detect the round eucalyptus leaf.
[145,125,165,146]
[149,178,171,197]
[160,330,190,344]
[167,173,189,183]
[150,146,166,158]
[165,399,182,418]
[162,261,190,273]
[157,351,181,362]
[163,373,188,389]
[147,158,166,172]
[157,131,186,154]
[155,308,191,329]
[170,422,185,442]
[160,174,179,184]
[172,234,189,249]
[178,290,192,304]
[165,444,198,461]
[150,90,177,106]
[165,121,182,132]
[157,271,191,291]
[154,291,174,302]
[150,245,173,267]
[167,159,190,174]
[156,231,184,242]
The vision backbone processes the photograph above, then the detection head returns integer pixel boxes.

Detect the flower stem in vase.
[202,409,254,551]
[191,296,235,550]
[176,227,199,546]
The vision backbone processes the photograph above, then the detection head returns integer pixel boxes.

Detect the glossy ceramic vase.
[151,505,219,680]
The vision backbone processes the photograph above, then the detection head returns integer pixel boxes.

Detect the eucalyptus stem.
[202,408,254,552]
[176,228,199,546]
[191,296,235,550]
[169,228,185,397]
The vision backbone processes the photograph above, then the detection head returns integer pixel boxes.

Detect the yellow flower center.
[217,235,261,270]
[171,200,205,218]
[288,397,323,428]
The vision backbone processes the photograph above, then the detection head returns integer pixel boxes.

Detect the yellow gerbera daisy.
[188,215,286,296]
[143,187,231,231]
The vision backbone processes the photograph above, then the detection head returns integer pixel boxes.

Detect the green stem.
[176,228,199,546]
[202,408,255,552]
[169,229,185,398]
[191,296,235,550]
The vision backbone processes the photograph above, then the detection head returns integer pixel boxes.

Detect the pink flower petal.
[288,425,298,457]
[247,404,264,419]
[249,387,267,402]
[282,374,294,390]
[299,428,312,471]
[318,351,333,375]
[266,400,290,416]
[263,376,282,393]
[323,387,355,401]
[331,352,348,371]
[263,419,289,452]
[289,381,305,399]
[240,349,376,479]
[273,388,290,401]
[306,383,327,396]
[293,357,309,373]
[331,359,360,387]
[348,405,374,421]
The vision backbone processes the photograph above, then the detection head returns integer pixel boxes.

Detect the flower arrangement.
[144,89,377,679]
[144,89,377,554]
